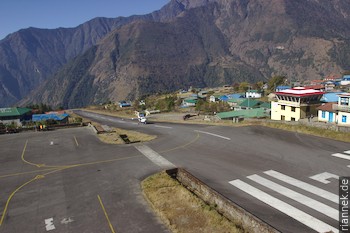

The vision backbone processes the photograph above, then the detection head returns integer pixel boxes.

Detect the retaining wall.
[167,168,280,233]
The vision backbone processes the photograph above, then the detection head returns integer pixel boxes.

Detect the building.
[320,92,344,103]
[340,75,350,86]
[276,86,291,92]
[271,87,324,121]
[217,108,269,121]
[0,107,32,126]
[209,94,221,103]
[119,101,131,108]
[182,98,197,107]
[317,93,350,126]
[245,90,262,98]
[32,113,69,124]
[324,81,336,92]
[317,103,337,123]
[333,93,350,126]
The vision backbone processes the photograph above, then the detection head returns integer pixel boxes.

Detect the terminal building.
[0,107,32,126]
[271,87,324,121]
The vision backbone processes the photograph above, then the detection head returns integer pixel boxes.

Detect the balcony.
[332,104,350,112]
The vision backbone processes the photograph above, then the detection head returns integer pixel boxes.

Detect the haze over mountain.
[1,0,350,108]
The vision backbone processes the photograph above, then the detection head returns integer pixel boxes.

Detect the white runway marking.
[247,174,338,220]
[194,130,231,140]
[309,172,339,184]
[264,170,338,204]
[344,150,350,154]
[229,179,338,233]
[332,153,350,161]
[135,145,175,169]
[45,218,55,231]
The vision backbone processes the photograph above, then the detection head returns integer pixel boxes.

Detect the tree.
[268,76,286,92]
[255,81,264,90]
[239,82,250,92]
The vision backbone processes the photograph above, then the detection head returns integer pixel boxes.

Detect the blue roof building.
[320,92,344,103]
[276,86,291,92]
[32,113,69,122]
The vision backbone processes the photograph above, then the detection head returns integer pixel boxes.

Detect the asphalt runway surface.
[1,110,349,233]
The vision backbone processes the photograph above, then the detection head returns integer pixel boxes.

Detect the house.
[226,93,245,99]
[198,91,209,98]
[227,98,246,108]
[317,93,350,126]
[182,98,198,107]
[340,75,350,86]
[271,87,324,121]
[219,95,229,102]
[320,92,344,103]
[209,94,221,103]
[276,86,291,92]
[317,103,337,123]
[238,99,263,110]
[32,113,70,124]
[324,81,336,92]
[217,108,269,121]
[334,93,350,126]
[0,107,32,126]
[303,84,325,91]
[245,90,262,98]
[217,93,244,102]
[310,79,324,85]
[119,101,131,108]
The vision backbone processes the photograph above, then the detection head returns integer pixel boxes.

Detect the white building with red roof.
[271,87,324,121]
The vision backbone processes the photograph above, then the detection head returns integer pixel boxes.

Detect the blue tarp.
[32,113,69,122]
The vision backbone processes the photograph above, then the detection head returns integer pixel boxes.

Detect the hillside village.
[2,74,350,133]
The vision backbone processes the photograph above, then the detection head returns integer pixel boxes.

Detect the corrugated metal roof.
[32,113,69,122]
[0,108,32,117]
[239,99,262,108]
[217,108,268,119]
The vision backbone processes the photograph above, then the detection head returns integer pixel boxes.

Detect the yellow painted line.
[0,168,58,179]
[0,175,44,226]
[74,136,79,146]
[20,140,38,167]
[20,139,77,169]
[97,195,116,233]
[62,155,141,169]
[159,132,200,153]
[1,156,140,180]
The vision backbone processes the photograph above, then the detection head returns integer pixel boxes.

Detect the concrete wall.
[167,168,279,233]
[338,111,350,126]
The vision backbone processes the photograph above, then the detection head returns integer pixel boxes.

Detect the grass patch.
[97,127,156,144]
[142,171,244,233]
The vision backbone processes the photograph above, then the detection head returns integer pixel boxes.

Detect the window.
[340,97,349,106]
[291,117,296,121]
[342,115,347,123]
[322,111,326,118]
[306,106,310,113]
[291,107,296,112]
[281,105,285,110]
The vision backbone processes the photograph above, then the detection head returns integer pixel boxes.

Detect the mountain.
[0,0,188,107]
[3,0,350,108]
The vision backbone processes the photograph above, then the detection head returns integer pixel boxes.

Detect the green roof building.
[216,108,269,120]
[239,99,263,109]
[0,107,32,126]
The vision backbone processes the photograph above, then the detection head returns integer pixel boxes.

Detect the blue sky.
[0,0,170,40]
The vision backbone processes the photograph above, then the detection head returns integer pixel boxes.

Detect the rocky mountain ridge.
[2,0,350,108]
